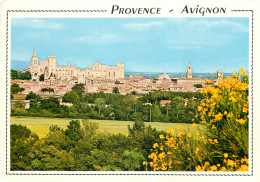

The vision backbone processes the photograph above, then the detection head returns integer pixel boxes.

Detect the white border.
[0,0,259,181]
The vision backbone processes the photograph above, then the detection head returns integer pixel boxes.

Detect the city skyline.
[11,18,249,73]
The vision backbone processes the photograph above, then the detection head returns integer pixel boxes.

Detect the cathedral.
[25,48,125,82]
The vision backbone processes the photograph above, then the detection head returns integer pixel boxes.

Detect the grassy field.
[10,116,203,138]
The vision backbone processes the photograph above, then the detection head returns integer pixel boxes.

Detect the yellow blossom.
[177,125,182,130]
[236,118,247,124]
[209,165,218,171]
[227,112,234,118]
[167,128,174,134]
[197,105,203,111]
[195,147,199,154]
[196,165,204,171]
[241,157,248,164]
[214,112,223,121]
[142,161,148,165]
[204,162,210,166]
[177,132,185,137]
[192,123,198,128]
[153,143,159,148]
[187,133,192,138]
[167,151,172,155]
[219,166,227,171]
[224,153,228,158]
[159,134,165,139]
[243,107,248,113]
[227,159,235,167]
[236,165,248,171]
[224,111,227,115]
[159,145,164,151]
[161,163,167,170]
[239,66,244,75]
[158,152,166,160]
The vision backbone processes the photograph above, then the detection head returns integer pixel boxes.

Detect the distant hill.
[11,60,30,71]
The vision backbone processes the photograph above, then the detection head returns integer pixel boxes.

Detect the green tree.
[17,71,31,80]
[11,69,18,79]
[194,84,203,88]
[62,91,80,103]
[11,83,25,94]
[64,120,84,150]
[10,124,39,170]
[48,88,54,94]
[72,83,85,94]
[39,74,44,81]
[28,140,75,170]
[122,150,145,171]
[39,97,60,113]
[25,91,41,100]
[131,91,137,95]
[128,120,161,159]
[94,98,106,115]
[112,87,119,94]
[41,88,48,93]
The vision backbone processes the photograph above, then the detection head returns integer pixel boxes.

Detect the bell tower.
[186,62,192,78]
[31,48,38,65]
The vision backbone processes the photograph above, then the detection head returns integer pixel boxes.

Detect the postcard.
[0,0,259,181]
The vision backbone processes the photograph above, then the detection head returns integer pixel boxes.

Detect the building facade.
[26,49,125,82]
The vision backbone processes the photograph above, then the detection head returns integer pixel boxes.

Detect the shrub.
[145,67,249,171]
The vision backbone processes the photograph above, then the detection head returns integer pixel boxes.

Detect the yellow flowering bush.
[145,67,249,172]
[198,67,248,162]
[144,127,211,171]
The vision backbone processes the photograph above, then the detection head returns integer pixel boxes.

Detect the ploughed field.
[10,116,203,138]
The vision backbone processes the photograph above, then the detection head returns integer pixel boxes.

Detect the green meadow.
[10,116,203,138]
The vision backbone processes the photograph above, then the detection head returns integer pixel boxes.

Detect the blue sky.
[11,18,249,73]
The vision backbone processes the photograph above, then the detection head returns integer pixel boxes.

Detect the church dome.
[154,73,171,80]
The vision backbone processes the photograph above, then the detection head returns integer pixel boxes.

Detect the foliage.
[26,91,41,100]
[11,69,18,79]
[112,87,120,94]
[197,67,249,164]
[10,124,39,170]
[39,74,44,81]
[11,83,25,94]
[194,84,203,88]
[72,83,85,94]
[41,88,55,94]
[11,90,203,123]
[145,67,249,171]
[62,91,81,103]
[17,71,31,80]
[39,98,60,113]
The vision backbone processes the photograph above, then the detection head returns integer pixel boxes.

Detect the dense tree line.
[11,69,31,80]
[12,90,204,123]
[11,120,163,171]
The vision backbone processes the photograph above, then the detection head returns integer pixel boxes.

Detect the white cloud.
[75,33,119,44]
[168,18,248,50]
[122,21,165,31]
[188,19,248,32]
[169,45,201,50]
[12,18,65,30]
[170,18,248,32]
